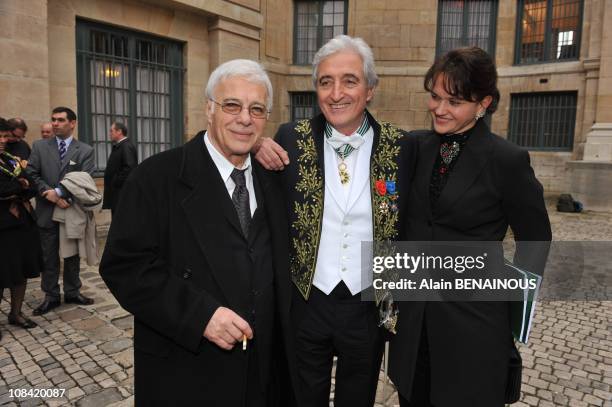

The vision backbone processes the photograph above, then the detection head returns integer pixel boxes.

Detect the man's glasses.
[210,99,269,119]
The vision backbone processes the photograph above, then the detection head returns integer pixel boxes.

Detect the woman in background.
[389,47,552,407]
[0,118,42,339]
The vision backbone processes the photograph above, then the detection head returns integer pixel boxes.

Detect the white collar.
[56,135,73,147]
[203,132,252,184]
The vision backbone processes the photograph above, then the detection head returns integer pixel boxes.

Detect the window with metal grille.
[294,1,347,65]
[290,92,320,121]
[76,19,184,174]
[436,0,498,56]
[516,0,583,64]
[507,92,577,150]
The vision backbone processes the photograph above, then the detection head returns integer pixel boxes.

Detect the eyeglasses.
[210,99,269,119]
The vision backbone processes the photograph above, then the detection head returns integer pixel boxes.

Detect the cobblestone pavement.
[0,202,610,407]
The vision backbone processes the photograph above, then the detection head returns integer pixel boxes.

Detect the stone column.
[568,0,612,211]
[0,0,51,136]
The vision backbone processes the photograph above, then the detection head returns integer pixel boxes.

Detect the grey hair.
[312,35,378,89]
[205,59,273,111]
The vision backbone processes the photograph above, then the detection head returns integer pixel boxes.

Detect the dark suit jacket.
[27,137,94,228]
[273,111,417,302]
[6,140,31,160]
[389,120,552,407]
[102,137,138,211]
[99,133,298,406]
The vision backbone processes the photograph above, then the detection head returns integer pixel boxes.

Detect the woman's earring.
[475,110,485,120]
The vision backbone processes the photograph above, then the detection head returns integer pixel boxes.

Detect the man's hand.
[56,198,70,209]
[254,137,290,171]
[203,307,253,350]
[42,189,60,203]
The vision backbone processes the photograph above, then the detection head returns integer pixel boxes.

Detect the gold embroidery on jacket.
[371,122,402,242]
[371,122,402,303]
[289,119,403,302]
[291,120,324,299]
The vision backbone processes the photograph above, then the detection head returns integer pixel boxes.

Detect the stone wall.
[0,0,50,144]
[529,152,573,194]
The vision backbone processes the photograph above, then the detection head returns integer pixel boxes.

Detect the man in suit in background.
[102,121,137,215]
[28,106,95,315]
[100,59,298,406]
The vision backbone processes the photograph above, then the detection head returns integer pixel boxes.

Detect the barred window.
[516,0,583,64]
[290,92,320,121]
[508,92,577,150]
[294,1,347,65]
[437,0,498,56]
[76,19,184,174]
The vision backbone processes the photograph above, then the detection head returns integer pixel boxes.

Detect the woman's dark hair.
[0,118,14,132]
[424,47,500,114]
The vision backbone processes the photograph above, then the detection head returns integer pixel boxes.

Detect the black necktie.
[230,168,251,237]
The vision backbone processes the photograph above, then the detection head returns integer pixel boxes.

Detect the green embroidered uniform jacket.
[273,111,418,301]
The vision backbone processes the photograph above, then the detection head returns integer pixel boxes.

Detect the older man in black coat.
[100,59,298,406]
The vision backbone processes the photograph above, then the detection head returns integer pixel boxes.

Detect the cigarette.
[242,335,247,351]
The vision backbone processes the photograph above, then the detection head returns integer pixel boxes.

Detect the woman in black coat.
[389,48,552,406]
[0,118,41,339]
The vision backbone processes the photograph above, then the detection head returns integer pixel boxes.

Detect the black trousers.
[39,224,81,299]
[292,282,384,407]
[399,322,433,407]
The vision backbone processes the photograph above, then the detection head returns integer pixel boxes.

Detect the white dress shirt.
[204,132,257,216]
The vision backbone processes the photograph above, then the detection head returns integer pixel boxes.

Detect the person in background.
[28,107,95,316]
[40,122,53,139]
[0,118,42,338]
[6,118,31,160]
[102,121,137,215]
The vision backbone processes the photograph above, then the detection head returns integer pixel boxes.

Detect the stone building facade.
[0,0,610,209]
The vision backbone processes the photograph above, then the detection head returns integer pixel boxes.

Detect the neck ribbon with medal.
[324,117,370,185]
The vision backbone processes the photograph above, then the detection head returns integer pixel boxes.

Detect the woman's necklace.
[439,141,461,165]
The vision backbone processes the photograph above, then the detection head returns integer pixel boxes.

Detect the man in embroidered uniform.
[254,35,416,407]
[100,59,298,406]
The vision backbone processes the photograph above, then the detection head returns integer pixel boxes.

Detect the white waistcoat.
[313,127,374,296]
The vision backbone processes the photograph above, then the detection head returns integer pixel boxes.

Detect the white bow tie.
[325,133,365,151]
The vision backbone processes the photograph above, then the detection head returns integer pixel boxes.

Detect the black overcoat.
[100,133,298,406]
[102,137,138,211]
[389,120,552,407]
